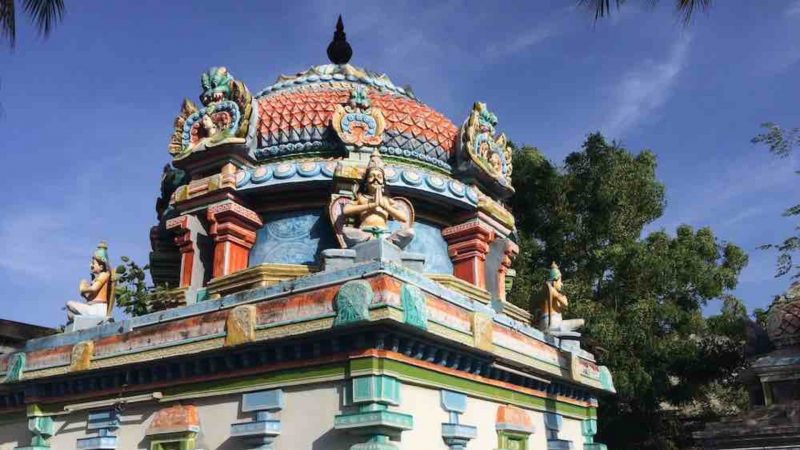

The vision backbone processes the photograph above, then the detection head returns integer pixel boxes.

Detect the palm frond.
[578,0,711,23]
[676,0,712,24]
[578,0,626,20]
[22,0,63,38]
[0,0,15,48]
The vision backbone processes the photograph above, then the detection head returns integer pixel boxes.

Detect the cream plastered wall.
[400,383,586,450]
[38,383,355,450]
[0,381,587,450]
[559,413,585,447]
[396,383,451,450]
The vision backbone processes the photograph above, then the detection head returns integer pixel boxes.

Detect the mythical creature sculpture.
[168,67,252,159]
[334,151,415,249]
[65,242,114,323]
[459,102,513,184]
[201,66,236,104]
[532,262,584,335]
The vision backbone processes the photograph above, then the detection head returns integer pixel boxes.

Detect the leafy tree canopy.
[509,133,748,449]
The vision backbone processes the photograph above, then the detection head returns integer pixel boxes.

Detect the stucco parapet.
[10,260,603,392]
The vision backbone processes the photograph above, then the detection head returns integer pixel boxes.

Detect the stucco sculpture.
[168,66,252,159]
[532,262,584,335]
[457,102,513,192]
[65,242,114,325]
[338,151,415,249]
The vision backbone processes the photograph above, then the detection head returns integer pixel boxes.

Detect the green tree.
[510,134,749,450]
[579,0,712,24]
[752,122,800,279]
[1,0,64,48]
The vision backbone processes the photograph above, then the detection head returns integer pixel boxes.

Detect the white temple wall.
[402,383,586,450]
[0,379,588,450]
[399,383,451,450]
[560,413,585,446]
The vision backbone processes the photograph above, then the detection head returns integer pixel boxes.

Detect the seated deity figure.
[532,262,584,335]
[65,242,113,322]
[341,151,415,249]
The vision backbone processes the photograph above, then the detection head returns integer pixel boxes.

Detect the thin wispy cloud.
[483,26,559,59]
[481,6,579,60]
[601,34,692,138]
[785,0,800,17]
[649,151,798,234]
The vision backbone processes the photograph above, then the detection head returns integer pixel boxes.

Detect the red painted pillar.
[207,202,262,278]
[166,216,195,288]
[442,221,495,289]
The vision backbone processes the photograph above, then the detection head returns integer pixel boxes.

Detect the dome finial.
[327,15,352,65]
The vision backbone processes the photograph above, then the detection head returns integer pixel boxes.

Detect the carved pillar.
[544,413,573,450]
[230,389,284,449]
[167,216,193,288]
[207,202,262,278]
[15,405,54,450]
[440,390,477,450]
[333,375,413,449]
[496,240,519,302]
[442,222,495,289]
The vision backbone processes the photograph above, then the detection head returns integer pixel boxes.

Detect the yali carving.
[168,67,253,159]
[458,102,513,188]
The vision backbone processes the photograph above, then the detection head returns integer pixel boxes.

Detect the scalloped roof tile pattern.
[257,86,458,159]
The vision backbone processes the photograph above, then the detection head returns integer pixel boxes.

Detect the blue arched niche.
[250,209,453,274]
[249,209,336,266]
[388,219,453,274]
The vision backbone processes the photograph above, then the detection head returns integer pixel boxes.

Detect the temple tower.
[0,19,614,450]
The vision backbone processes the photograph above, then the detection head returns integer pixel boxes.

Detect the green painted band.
[349,357,596,419]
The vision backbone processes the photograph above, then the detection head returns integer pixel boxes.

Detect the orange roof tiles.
[257,87,458,154]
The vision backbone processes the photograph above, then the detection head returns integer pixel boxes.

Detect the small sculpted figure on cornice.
[65,242,114,324]
[532,262,584,336]
[168,67,253,160]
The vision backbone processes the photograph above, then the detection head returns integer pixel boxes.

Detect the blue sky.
[1,1,798,328]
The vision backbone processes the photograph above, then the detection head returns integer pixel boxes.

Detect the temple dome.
[254,63,458,170]
[766,282,800,348]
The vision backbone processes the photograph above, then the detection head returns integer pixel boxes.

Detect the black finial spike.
[327,15,352,65]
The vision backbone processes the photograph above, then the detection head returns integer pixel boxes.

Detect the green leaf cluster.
[509,133,749,449]
[114,256,172,317]
[752,122,800,279]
